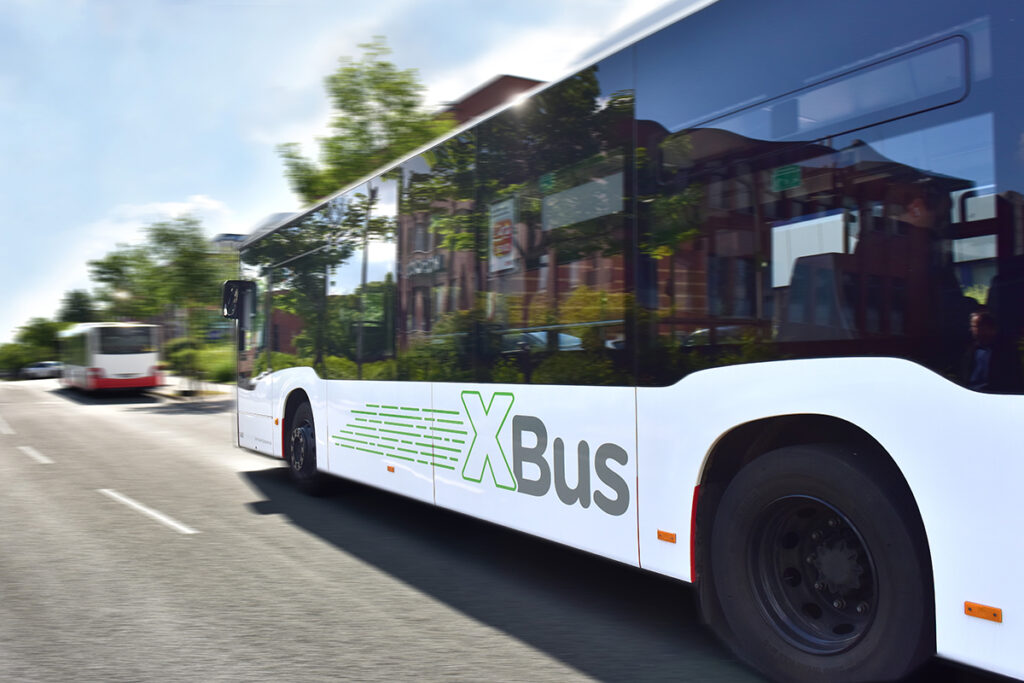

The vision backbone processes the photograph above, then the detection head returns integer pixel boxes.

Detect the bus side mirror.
[222,280,255,320]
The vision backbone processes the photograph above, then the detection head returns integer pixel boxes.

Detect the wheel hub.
[813,539,863,594]
[290,423,313,471]
[751,495,877,655]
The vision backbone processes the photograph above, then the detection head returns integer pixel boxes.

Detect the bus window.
[98,326,156,355]
[473,52,635,386]
[634,108,1023,392]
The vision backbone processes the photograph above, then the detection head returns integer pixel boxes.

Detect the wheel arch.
[693,413,935,634]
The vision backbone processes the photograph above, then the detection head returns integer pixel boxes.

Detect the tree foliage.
[15,318,65,356]
[0,343,37,373]
[243,190,393,370]
[278,36,455,205]
[146,216,229,315]
[57,289,97,323]
[1,317,68,372]
[88,244,163,320]
[88,216,235,328]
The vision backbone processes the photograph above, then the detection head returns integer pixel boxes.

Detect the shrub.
[195,345,235,384]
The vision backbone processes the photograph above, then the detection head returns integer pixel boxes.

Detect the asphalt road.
[0,379,1012,682]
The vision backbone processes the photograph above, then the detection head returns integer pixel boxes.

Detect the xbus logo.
[460,391,630,517]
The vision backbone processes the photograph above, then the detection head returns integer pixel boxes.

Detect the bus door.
[224,278,275,455]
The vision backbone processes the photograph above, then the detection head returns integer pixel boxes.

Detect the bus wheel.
[710,444,933,683]
[287,402,324,495]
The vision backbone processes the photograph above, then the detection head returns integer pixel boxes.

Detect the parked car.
[680,325,749,347]
[500,330,583,353]
[19,361,63,379]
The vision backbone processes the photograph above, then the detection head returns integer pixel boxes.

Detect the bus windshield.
[99,327,154,355]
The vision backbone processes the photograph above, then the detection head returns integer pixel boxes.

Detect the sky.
[0,0,676,345]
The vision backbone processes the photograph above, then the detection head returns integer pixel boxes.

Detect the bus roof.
[58,322,159,338]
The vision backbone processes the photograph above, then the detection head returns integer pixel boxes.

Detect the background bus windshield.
[99,328,154,355]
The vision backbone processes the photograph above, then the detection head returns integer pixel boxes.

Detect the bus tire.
[286,401,325,496]
[710,444,933,683]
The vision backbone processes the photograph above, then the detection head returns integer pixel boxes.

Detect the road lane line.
[17,446,54,465]
[0,415,13,435]
[97,489,199,535]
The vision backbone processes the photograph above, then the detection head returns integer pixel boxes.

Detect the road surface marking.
[0,415,13,435]
[17,446,54,465]
[97,489,199,535]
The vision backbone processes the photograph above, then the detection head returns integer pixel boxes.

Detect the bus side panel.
[432,382,639,568]
[63,365,89,390]
[324,379,435,504]
[238,373,275,455]
[637,357,1024,681]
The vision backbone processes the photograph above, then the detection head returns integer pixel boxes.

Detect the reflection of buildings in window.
[396,180,631,351]
[639,118,989,361]
[413,218,429,252]
[269,305,303,355]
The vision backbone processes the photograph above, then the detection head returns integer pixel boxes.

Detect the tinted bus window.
[473,51,635,386]
[99,327,155,355]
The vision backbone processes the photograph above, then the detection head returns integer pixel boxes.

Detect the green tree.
[278,36,455,205]
[57,289,97,323]
[147,216,227,313]
[0,343,36,375]
[90,216,234,326]
[15,317,65,358]
[89,245,163,320]
[146,217,237,364]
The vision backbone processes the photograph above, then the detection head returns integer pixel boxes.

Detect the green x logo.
[460,391,516,490]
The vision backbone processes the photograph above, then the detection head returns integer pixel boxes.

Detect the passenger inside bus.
[962,309,1024,394]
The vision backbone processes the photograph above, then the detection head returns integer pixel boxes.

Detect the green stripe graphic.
[333,400,471,468]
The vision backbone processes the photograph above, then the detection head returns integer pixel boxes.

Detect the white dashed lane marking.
[97,489,200,535]
[17,446,54,465]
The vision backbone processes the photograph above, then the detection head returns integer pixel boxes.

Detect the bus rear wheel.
[710,444,933,683]
[286,401,325,495]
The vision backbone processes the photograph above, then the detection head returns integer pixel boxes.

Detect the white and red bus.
[224,1,1024,681]
[58,323,162,391]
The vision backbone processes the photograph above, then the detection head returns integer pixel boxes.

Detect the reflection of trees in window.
[243,190,394,378]
[480,69,633,267]
[406,135,479,255]
[395,66,637,384]
[398,136,483,381]
[472,67,634,386]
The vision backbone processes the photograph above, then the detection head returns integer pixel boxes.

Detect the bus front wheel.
[286,402,325,495]
[710,444,933,683]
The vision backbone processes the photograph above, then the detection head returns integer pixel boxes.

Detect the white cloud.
[102,195,232,231]
[246,105,334,161]
[243,1,417,159]
[424,0,673,108]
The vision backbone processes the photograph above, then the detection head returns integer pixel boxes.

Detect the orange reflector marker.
[657,530,677,544]
[387,465,395,473]
[274,418,279,425]
[965,602,1002,623]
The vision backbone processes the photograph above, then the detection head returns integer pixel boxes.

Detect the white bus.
[223,1,1024,681]
[58,323,162,391]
